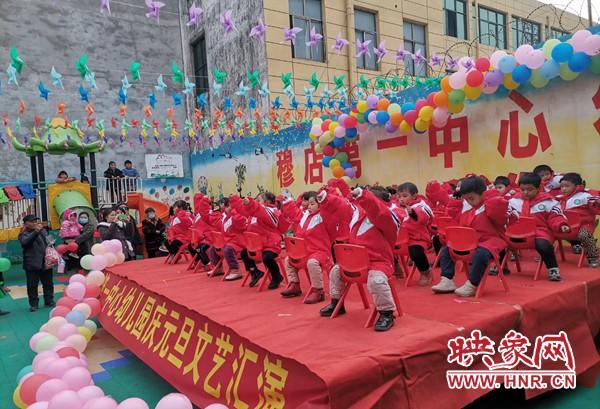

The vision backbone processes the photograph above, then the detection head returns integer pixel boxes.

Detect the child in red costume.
[279,191,337,303]
[190,193,214,269]
[557,173,600,267]
[165,200,193,258]
[319,185,401,332]
[431,177,510,297]
[397,182,434,285]
[533,164,563,196]
[235,192,284,289]
[509,173,570,281]
[493,176,518,199]
[214,196,247,280]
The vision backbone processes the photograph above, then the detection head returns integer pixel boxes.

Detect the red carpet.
[100,254,600,409]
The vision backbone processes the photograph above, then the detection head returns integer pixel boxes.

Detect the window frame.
[403,20,428,77]
[478,5,506,49]
[511,15,541,49]
[288,0,325,62]
[444,0,468,40]
[191,35,209,104]
[354,8,378,71]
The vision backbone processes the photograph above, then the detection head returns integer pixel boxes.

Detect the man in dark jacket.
[19,215,55,312]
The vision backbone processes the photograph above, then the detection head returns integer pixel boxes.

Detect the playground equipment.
[126,192,170,224]
[48,182,97,229]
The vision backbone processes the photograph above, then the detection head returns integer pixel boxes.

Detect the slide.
[52,188,97,228]
[127,192,170,223]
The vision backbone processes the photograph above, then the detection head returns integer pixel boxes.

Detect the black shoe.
[0,310,9,316]
[374,311,395,332]
[45,301,56,307]
[29,306,38,312]
[267,276,283,290]
[249,270,264,288]
[319,299,346,317]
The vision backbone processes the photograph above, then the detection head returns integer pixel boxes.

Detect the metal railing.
[97,177,143,208]
[0,197,38,230]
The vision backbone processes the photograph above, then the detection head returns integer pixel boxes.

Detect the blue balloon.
[401,102,415,115]
[345,127,358,137]
[498,55,517,74]
[376,111,390,124]
[332,137,346,147]
[322,156,332,167]
[16,365,33,384]
[511,65,532,84]
[551,42,573,63]
[341,162,353,169]
[568,52,591,73]
[65,310,85,326]
[539,60,560,80]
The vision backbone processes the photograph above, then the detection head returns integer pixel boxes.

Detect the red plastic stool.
[554,210,584,265]
[501,217,543,280]
[332,244,403,328]
[241,232,286,291]
[431,216,458,270]
[164,244,189,265]
[393,229,418,286]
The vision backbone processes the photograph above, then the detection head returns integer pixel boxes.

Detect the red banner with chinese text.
[99,272,329,409]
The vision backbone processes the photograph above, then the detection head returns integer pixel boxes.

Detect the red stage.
[100,256,600,409]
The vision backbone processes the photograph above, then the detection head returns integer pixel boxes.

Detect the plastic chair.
[445,227,509,298]
[554,210,584,265]
[164,243,189,265]
[284,237,317,301]
[393,229,417,286]
[241,232,286,291]
[431,216,458,269]
[501,217,544,280]
[333,244,403,328]
[187,228,202,270]
[212,231,246,280]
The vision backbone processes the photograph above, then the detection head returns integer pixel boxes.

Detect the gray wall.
[0,0,191,182]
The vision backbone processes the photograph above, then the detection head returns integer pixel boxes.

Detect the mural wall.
[191,74,600,197]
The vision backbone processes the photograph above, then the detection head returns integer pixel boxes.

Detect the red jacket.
[557,186,600,232]
[235,197,282,254]
[509,191,568,242]
[446,190,509,255]
[321,189,399,276]
[194,194,222,246]
[426,181,451,212]
[292,207,336,268]
[167,209,193,244]
[221,207,247,251]
[401,196,433,249]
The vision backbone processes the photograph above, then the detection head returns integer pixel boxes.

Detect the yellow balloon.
[419,106,434,121]
[414,118,429,133]
[387,103,401,115]
[399,120,412,134]
[318,132,333,147]
[328,121,339,134]
[543,38,560,58]
[357,100,368,113]
[530,69,549,88]
[13,386,26,409]
[448,102,464,114]
[503,74,519,90]
[329,159,341,169]
[559,63,579,81]
[314,144,323,154]
[78,326,93,342]
[309,133,317,140]
[464,85,482,100]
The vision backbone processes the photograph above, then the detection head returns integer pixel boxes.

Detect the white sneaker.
[431,276,457,293]
[224,271,242,281]
[418,271,432,286]
[454,281,477,297]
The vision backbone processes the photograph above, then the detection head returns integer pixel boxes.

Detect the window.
[445,0,467,39]
[548,27,568,40]
[512,16,540,49]
[192,36,209,100]
[404,21,427,77]
[288,0,324,62]
[479,6,506,49]
[355,9,377,70]
[471,2,477,40]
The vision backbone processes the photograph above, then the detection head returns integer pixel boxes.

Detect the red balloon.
[50,306,71,318]
[84,284,100,298]
[344,116,357,128]
[67,242,79,252]
[414,98,428,113]
[20,374,50,404]
[84,297,101,317]
[56,244,68,255]
[466,70,484,87]
[475,57,491,72]
[321,119,331,132]
[404,110,418,125]
[56,346,81,359]
[322,146,335,156]
[57,296,78,310]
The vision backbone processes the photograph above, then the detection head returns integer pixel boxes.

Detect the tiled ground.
[0,264,598,408]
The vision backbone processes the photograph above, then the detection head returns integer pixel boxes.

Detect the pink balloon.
[107,240,123,253]
[571,29,592,52]
[104,253,117,267]
[42,358,72,378]
[90,256,107,271]
[205,405,230,409]
[91,244,107,256]
[432,107,449,123]
[115,252,125,265]
[490,50,507,67]
[583,34,600,56]
[73,303,92,319]
[69,274,87,285]
[333,126,346,138]
[448,71,466,89]
[337,114,349,124]
[36,379,69,402]
[116,398,150,409]
[85,284,100,299]
[66,282,86,301]
[482,84,499,94]
[523,50,545,69]
[310,125,323,136]
[57,296,79,310]
[84,298,101,317]
[86,271,106,287]
[62,367,92,391]
[83,396,118,409]
[58,323,79,340]
[78,385,105,402]
[29,403,50,409]
[30,332,51,351]
[32,351,57,371]
[367,111,378,124]
[514,44,533,64]
[48,390,83,409]
[51,306,71,318]
[155,394,193,409]
[414,98,428,113]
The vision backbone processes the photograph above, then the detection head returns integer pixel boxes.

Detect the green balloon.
[559,63,579,81]
[590,54,600,75]
[356,113,365,124]
[0,258,11,273]
[80,255,93,271]
[448,89,465,105]
[35,335,58,353]
[335,152,349,163]
[530,69,549,89]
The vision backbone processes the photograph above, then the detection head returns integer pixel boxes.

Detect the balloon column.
[13,239,226,409]
[307,29,600,179]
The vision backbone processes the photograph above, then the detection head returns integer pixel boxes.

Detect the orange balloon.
[433,91,448,107]
[376,98,390,111]
[440,76,452,93]
[389,112,403,126]
[332,166,345,179]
